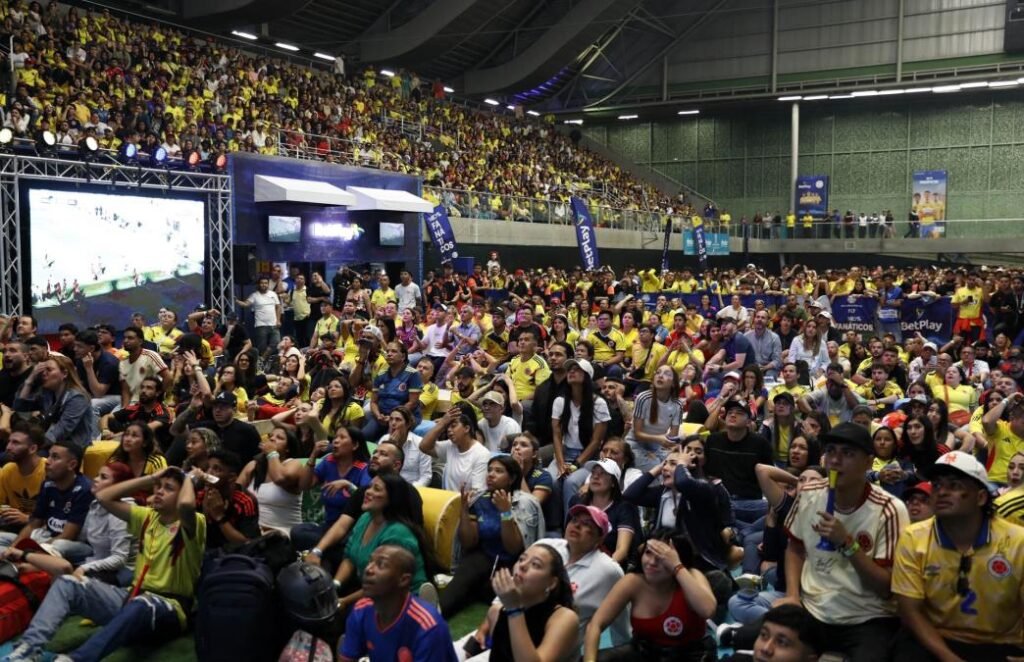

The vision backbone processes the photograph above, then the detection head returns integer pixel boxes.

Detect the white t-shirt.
[246,290,281,328]
[422,323,449,358]
[435,439,491,493]
[551,396,611,451]
[379,432,433,487]
[784,479,909,625]
[395,282,422,312]
[478,415,522,453]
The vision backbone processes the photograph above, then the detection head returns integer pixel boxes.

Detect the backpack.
[278,630,334,662]
[221,531,297,575]
[194,554,283,662]
[0,564,50,643]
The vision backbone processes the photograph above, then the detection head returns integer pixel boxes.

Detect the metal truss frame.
[0,153,233,317]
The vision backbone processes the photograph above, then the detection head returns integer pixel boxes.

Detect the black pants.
[890,625,1024,662]
[814,616,899,662]
[597,636,715,661]
[440,549,511,618]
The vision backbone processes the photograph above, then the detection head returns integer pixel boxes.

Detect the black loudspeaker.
[234,244,257,285]
[1006,0,1024,53]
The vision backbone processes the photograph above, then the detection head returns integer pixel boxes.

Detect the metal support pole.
[771,0,779,93]
[790,102,799,216]
[896,0,905,82]
[662,56,669,101]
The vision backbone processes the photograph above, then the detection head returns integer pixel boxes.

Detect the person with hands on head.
[775,422,909,662]
[625,364,685,472]
[339,545,458,662]
[483,543,580,662]
[419,404,491,493]
[237,427,305,535]
[5,465,204,662]
[440,455,542,618]
[583,530,717,662]
[980,390,1024,485]
[550,359,610,479]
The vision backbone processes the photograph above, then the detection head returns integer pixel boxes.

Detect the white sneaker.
[53,656,75,662]
[716,622,742,647]
[735,573,762,592]
[417,582,440,611]
[5,643,40,662]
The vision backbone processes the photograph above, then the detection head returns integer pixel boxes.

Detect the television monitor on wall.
[379,222,405,247]
[268,215,302,243]
[28,188,206,333]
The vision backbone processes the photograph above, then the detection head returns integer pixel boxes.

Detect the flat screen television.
[268,215,302,243]
[379,222,405,247]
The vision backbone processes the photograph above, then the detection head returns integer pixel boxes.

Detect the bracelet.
[672,562,685,576]
[504,607,524,617]
[310,547,324,558]
[839,539,861,558]
[266,451,280,460]
[500,511,514,522]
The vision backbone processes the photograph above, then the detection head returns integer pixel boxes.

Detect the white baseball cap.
[584,458,622,486]
[924,451,996,494]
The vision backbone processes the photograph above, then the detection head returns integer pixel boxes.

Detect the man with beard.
[0,421,45,534]
[106,376,171,449]
[168,391,261,465]
[798,362,864,426]
[0,340,33,407]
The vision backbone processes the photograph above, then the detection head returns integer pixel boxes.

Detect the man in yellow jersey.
[506,329,550,402]
[892,452,1024,661]
[951,271,987,344]
[590,310,626,380]
[980,392,1024,485]
[785,210,796,239]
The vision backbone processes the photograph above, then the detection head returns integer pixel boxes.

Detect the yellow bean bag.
[83,441,120,478]
[416,486,461,573]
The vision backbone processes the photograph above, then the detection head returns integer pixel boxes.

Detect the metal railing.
[423,185,696,233]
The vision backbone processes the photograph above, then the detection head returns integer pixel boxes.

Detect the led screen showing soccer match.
[29,188,206,333]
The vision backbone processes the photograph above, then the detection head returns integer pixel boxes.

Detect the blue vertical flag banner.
[660,215,673,272]
[424,205,459,263]
[795,175,829,217]
[570,197,601,271]
[911,170,948,238]
[692,217,708,270]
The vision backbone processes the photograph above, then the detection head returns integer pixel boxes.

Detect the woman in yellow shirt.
[936,365,978,420]
[107,422,168,501]
[317,377,365,438]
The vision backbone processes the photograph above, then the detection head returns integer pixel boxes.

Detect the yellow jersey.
[985,420,1024,484]
[590,328,626,362]
[507,354,551,401]
[892,516,1024,645]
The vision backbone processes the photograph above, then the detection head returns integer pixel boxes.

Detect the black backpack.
[194,554,282,662]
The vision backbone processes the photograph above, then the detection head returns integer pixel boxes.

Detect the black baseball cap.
[819,422,873,455]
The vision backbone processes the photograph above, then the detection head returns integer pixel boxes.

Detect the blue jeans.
[728,587,784,625]
[18,576,182,661]
[732,498,768,540]
[90,394,121,420]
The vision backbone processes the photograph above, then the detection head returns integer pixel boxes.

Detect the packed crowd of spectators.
[0,257,1022,661]
[0,0,689,224]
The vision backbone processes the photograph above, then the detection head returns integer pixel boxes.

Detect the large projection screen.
[28,188,206,333]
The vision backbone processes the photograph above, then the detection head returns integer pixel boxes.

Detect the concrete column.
[790,102,799,216]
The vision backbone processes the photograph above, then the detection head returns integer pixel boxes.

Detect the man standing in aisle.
[395,270,422,313]
[236,276,282,362]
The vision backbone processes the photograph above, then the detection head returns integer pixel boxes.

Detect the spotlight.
[78,136,98,161]
[186,150,201,169]
[152,146,168,166]
[210,152,227,172]
[0,128,13,152]
[37,130,56,154]
[120,142,138,162]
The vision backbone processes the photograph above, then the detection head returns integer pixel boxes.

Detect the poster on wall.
[795,175,829,218]
[683,229,729,257]
[911,170,947,238]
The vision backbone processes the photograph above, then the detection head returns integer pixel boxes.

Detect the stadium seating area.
[0,0,690,219]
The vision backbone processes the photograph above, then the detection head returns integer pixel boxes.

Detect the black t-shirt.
[75,352,120,398]
[0,367,31,407]
[704,430,773,499]
[193,419,261,463]
[223,324,249,361]
[568,495,642,560]
[197,487,261,549]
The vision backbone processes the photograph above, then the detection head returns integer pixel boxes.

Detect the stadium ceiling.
[99,0,722,111]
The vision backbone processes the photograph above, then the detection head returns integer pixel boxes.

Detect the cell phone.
[203,474,220,485]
